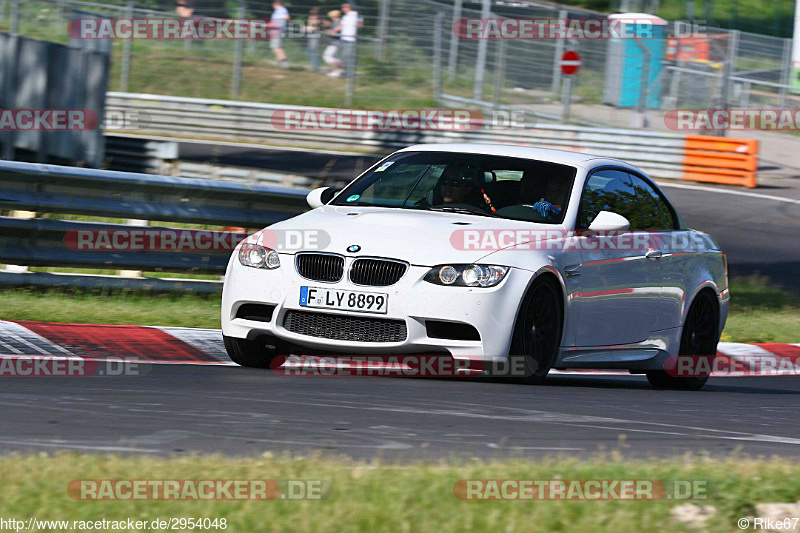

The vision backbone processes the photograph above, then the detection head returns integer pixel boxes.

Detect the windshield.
[331,151,577,224]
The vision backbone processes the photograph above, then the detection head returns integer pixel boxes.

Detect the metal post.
[792,0,800,95]
[742,80,751,108]
[551,9,568,95]
[716,29,739,137]
[1,34,17,161]
[433,12,444,105]
[472,0,491,102]
[779,37,792,107]
[119,0,134,92]
[493,38,506,111]
[668,67,681,108]
[375,0,390,61]
[634,38,651,129]
[231,1,245,99]
[560,76,572,124]
[447,0,463,79]
[345,42,357,107]
[9,0,18,34]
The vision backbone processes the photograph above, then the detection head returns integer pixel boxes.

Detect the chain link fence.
[1,0,796,128]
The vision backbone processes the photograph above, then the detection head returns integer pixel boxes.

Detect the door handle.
[645,249,662,260]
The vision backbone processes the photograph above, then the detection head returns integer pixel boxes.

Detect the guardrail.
[0,160,308,226]
[105,92,760,188]
[105,135,179,174]
[0,160,310,292]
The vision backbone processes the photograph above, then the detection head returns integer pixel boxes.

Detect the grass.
[0,275,796,343]
[0,290,221,329]
[721,276,800,344]
[0,453,798,532]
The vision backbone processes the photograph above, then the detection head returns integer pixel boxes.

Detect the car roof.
[398,143,629,170]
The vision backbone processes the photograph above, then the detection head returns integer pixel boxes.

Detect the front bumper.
[221,253,532,361]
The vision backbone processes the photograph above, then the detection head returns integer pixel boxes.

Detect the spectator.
[333,2,363,79]
[306,7,322,72]
[322,10,342,77]
[270,1,290,68]
[175,0,199,47]
[175,0,194,18]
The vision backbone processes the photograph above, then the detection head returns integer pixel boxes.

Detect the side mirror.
[306,187,337,209]
[588,211,630,232]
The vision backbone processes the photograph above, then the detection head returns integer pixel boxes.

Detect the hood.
[260,205,562,266]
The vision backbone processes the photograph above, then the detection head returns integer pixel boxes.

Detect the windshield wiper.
[426,206,497,217]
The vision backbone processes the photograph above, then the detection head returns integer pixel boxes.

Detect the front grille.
[283,310,407,342]
[296,253,344,283]
[350,258,408,286]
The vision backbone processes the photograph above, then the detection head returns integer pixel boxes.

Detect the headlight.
[238,243,280,269]
[424,264,509,287]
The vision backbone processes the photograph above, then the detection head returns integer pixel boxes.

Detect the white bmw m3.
[221,144,729,389]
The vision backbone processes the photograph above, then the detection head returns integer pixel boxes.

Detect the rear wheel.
[508,276,563,384]
[647,290,718,390]
[223,335,280,369]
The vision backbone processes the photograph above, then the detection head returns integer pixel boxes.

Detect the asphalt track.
[1,366,799,459]
[0,141,798,460]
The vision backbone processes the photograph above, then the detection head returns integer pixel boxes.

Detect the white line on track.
[657,181,800,205]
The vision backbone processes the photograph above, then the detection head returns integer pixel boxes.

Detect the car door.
[572,169,667,347]
[626,172,688,331]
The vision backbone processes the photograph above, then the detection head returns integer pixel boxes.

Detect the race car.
[221,144,729,389]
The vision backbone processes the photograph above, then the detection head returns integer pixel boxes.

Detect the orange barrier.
[681,135,759,188]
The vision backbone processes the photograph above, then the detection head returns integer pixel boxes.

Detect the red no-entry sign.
[560,51,582,76]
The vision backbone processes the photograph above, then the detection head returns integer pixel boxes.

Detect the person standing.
[270,1,290,68]
[306,7,322,72]
[335,3,362,79]
[323,10,343,77]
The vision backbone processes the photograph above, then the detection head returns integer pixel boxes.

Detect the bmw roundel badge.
[347,245,361,253]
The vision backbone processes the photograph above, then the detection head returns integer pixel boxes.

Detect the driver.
[531,179,566,220]
[439,165,478,205]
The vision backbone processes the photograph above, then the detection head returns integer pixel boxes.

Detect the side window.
[578,169,636,229]
[627,175,677,230]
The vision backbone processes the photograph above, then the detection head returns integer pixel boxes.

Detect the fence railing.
[0,160,310,292]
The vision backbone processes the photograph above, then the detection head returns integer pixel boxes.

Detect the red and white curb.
[1,320,798,377]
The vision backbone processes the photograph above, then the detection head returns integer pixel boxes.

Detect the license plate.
[300,287,388,314]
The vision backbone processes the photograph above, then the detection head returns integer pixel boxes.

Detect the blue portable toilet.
[603,14,667,109]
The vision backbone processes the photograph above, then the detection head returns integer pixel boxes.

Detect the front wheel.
[223,335,279,369]
[647,290,718,390]
[508,276,563,385]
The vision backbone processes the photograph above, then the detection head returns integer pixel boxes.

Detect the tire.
[223,335,279,369]
[647,290,719,390]
[508,276,564,384]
